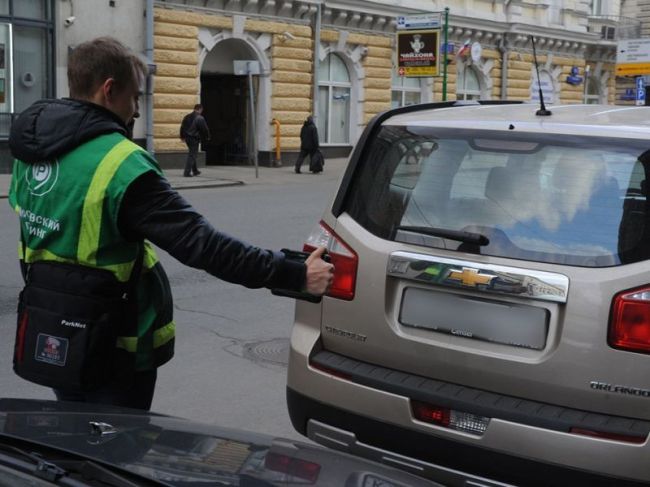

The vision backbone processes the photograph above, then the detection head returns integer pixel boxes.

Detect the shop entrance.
[200,38,258,165]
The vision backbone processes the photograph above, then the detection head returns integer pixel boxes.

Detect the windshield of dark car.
[346,125,650,267]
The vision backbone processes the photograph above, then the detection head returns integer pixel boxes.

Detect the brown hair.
[68,37,147,99]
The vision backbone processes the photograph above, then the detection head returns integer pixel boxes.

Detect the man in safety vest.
[8,37,333,410]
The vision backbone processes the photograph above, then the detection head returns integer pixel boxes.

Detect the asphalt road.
[0,167,342,441]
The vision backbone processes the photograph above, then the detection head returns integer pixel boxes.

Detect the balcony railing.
[588,15,641,40]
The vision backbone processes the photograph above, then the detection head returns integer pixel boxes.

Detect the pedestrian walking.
[294,115,321,174]
[8,37,334,411]
[180,103,210,177]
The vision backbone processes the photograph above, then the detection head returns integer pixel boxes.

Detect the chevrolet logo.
[447,267,495,288]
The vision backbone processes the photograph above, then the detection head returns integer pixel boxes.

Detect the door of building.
[200,74,248,165]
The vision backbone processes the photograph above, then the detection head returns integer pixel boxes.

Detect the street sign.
[616,38,650,76]
[397,29,440,77]
[396,14,442,30]
[636,76,646,105]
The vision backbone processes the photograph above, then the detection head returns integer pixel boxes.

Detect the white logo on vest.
[25,160,59,196]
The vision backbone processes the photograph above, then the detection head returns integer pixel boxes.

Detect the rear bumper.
[287,387,646,487]
[286,321,650,486]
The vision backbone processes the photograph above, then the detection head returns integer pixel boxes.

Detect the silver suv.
[286,101,650,487]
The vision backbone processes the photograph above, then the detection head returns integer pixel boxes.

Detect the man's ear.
[101,78,115,101]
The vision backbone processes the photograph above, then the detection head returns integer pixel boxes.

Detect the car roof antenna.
[531,35,552,117]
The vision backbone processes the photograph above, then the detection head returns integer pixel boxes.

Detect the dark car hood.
[0,398,440,486]
[9,98,127,164]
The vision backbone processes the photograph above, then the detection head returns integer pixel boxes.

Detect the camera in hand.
[271,248,330,303]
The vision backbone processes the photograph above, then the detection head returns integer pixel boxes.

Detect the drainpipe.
[497,35,509,100]
[312,1,322,123]
[271,118,281,164]
[145,0,154,153]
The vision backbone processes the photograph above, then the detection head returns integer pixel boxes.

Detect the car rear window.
[345,126,650,267]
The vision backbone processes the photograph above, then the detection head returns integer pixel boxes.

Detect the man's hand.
[304,247,334,295]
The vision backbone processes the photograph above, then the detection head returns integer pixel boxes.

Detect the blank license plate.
[399,287,549,350]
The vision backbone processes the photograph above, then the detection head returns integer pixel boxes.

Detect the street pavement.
[0,157,349,199]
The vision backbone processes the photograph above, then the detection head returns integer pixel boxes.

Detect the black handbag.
[13,241,143,392]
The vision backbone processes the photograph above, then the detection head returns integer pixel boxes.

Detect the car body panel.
[289,102,650,484]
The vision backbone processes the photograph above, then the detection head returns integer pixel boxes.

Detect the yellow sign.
[616,63,650,76]
[397,30,440,77]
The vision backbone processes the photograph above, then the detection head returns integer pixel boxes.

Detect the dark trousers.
[53,369,157,411]
[294,149,316,172]
[184,138,200,176]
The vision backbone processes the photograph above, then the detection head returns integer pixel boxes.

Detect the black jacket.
[10,98,305,291]
[299,120,319,151]
[180,111,210,143]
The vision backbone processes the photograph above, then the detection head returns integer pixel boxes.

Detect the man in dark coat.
[180,104,210,177]
[294,115,320,174]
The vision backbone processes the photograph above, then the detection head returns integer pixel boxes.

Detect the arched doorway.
[200,38,258,165]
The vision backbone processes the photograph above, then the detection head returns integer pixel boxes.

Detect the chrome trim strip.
[387,251,569,303]
[307,420,514,487]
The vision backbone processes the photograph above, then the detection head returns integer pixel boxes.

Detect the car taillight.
[411,400,490,436]
[304,221,358,300]
[264,452,321,483]
[609,286,650,354]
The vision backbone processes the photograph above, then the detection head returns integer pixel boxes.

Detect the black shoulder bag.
[13,238,144,393]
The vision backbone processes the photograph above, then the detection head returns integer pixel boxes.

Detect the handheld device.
[271,248,330,303]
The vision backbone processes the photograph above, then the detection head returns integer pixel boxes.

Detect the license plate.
[399,287,549,350]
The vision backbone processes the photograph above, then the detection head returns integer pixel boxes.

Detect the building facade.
[0,0,640,172]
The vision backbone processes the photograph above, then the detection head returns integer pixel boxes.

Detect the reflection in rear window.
[346,126,650,267]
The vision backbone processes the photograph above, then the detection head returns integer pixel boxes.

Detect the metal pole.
[247,62,258,178]
[442,7,449,101]
[145,0,154,153]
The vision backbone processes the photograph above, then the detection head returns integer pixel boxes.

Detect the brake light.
[304,221,358,300]
[411,400,490,436]
[264,452,321,483]
[570,428,646,444]
[609,286,650,354]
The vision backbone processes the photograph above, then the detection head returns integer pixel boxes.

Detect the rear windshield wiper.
[394,225,490,246]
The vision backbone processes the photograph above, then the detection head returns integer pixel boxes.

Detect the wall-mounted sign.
[616,38,650,76]
[397,30,440,77]
[621,88,635,101]
[530,70,555,104]
[396,14,442,31]
[566,66,583,85]
[636,76,645,105]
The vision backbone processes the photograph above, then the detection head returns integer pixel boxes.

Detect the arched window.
[391,70,422,108]
[585,76,601,104]
[457,65,481,100]
[318,53,351,144]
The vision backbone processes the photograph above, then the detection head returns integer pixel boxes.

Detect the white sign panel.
[616,38,650,76]
[233,60,260,75]
[396,14,442,30]
[530,71,555,104]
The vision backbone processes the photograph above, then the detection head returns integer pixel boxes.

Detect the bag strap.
[19,223,144,297]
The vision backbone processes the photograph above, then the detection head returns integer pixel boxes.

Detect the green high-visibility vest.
[9,132,175,371]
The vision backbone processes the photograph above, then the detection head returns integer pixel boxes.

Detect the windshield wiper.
[394,225,490,246]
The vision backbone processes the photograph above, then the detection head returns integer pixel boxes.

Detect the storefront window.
[14,0,49,20]
[14,26,47,112]
[457,65,481,100]
[0,0,54,139]
[318,53,351,144]
[391,68,421,108]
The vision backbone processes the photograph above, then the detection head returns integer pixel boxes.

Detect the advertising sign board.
[397,29,440,77]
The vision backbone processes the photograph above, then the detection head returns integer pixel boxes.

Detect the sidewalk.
[0,157,349,199]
